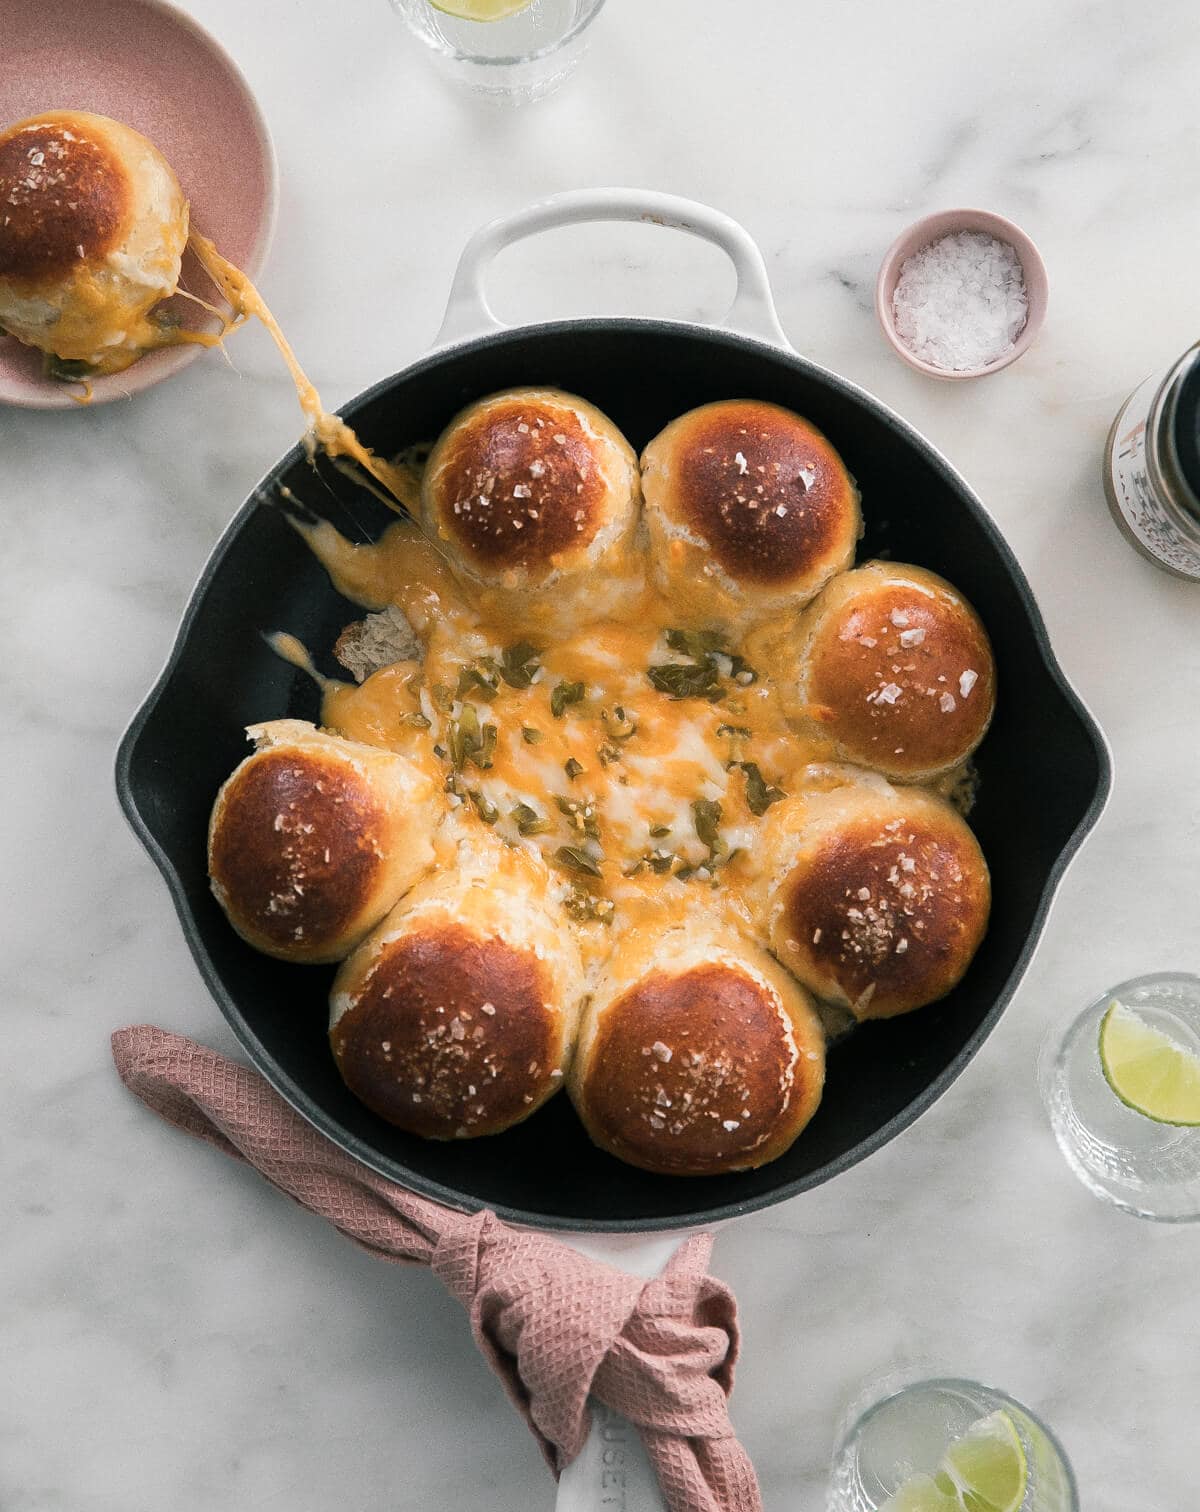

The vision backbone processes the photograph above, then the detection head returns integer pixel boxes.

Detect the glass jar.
[1104,341,1200,579]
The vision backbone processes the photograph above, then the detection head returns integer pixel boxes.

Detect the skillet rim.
[115,316,1113,1232]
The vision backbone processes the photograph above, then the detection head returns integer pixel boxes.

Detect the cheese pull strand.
[188,231,416,513]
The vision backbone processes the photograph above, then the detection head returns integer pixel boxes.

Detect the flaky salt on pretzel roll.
[793,561,996,782]
[421,387,642,629]
[330,839,584,1139]
[208,720,443,966]
[569,922,825,1176]
[641,399,861,629]
[0,110,190,377]
[759,781,990,1021]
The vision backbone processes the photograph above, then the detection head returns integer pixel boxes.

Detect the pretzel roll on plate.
[569,923,825,1176]
[641,399,860,628]
[0,110,189,377]
[208,720,442,966]
[330,843,584,1138]
[760,782,990,1021]
[421,387,642,628]
[794,561,996,781]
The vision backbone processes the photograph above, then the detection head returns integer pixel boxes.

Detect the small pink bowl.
[875,208,1048,380]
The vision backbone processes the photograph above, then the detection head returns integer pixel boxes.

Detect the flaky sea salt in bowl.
[875,209,1048,380]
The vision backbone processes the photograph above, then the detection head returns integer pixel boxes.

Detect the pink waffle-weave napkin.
[112,1026,762,1512]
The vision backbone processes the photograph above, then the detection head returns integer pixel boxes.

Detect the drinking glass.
[391,0,607,103]
[828,1375,1078,1512]
[1040,971,1200,1221]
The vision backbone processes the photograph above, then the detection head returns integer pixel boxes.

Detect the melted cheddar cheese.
[286,516,899,969]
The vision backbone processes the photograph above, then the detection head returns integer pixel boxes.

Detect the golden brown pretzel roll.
[0,110,190,376]
[208,720,442,966]
[760,782,990,1020]
[793,561,996,781]
[421,387,642,627]
[329,844,584,1138]
[569,924,825,1176]
[641,399,860,627]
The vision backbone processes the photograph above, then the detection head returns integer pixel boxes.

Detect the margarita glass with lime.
[827,1377,1078,1512]
[1041,971,1200,1220]
[391,0,607,101]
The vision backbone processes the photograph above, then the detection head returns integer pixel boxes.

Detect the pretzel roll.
[794,561,996,781]
[0,110,189,377]
[760,782,990,1021]
[208,720,442,966]
[330,845,584,1138]
[569,924,825,1176]
[641,399,860,627]
[421,387,642,628]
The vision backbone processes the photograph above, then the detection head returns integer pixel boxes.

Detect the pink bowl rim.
[0,0,279,410]
[874,207,1049,381]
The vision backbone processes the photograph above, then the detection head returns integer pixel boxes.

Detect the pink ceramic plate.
[0,0,277,408]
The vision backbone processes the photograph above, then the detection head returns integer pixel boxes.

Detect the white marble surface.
[3,1,1199,1507]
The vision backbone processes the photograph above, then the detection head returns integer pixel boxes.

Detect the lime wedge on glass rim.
[881,1411,1027,1512]
[429,0,533,19]
[1099,1000,1200,1125]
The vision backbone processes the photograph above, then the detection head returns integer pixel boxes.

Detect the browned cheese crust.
[576,963,822,1175]
[800,563,996,780]
[209,749,390,960]
[425,394,616,576]
[644,399,860,591]
[331,923,558,1138]
[774,799,990,1020]
[0,119,130,283]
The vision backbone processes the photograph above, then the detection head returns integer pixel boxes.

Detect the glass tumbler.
[391,0,607,103]
[828,1375,1078,1512]
[1041,971,1200,1221]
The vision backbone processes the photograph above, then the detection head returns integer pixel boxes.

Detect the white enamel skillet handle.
[553,1232,691,1512]
[432,187,791,352]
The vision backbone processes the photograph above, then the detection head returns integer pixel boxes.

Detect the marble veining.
[2,1,1198,1508]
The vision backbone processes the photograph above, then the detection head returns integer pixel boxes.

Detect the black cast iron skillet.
[116,191,1111,1233]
